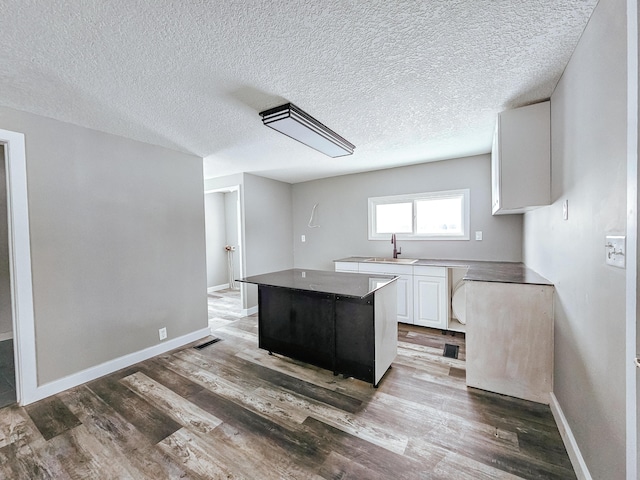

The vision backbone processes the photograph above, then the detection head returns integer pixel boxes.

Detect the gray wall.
[204,173,293,308]
[0,145,11,339]
[204,192,227,288]
[0,106,208,385]
[523,0,626,477]
[292,154,523,270]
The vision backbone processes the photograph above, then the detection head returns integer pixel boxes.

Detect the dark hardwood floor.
[0,289,575,479]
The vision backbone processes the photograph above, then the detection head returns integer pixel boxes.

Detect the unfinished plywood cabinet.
[465,281,554,404]
[492,101,551,215]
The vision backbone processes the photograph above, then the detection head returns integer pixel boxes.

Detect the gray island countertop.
[238,268,398,299]
[334,257,552,286]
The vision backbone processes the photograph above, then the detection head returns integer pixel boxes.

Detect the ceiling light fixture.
[259,103,355,157]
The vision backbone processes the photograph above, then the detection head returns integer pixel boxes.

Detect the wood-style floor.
[0,289,576,479]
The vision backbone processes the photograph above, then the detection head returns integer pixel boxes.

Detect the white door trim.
[0,128,37,406]
[627,0,639,477]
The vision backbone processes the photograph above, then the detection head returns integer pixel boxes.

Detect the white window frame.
[368,189,470,241]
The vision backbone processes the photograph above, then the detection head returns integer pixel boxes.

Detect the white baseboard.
[0,331,13,342]
[241,305,258,317]
[208,284,230,293]
[549,392,592,480]
[22,327,210,405]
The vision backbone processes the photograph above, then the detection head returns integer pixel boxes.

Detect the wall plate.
[605,235,625,268]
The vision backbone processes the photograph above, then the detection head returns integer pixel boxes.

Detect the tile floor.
[0,339,16,408]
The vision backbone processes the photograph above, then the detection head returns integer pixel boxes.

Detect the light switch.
[605,235,625,268]
[475,231,483,241]
[562,200,568,220]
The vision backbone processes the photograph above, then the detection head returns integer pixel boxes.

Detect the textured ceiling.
[0,1,598,183]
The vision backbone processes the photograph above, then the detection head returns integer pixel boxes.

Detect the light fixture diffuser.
[259,103,355,157]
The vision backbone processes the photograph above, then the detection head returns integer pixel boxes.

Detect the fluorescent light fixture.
[259,103,355,157]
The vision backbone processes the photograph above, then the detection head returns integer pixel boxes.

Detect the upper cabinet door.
[492,101,551,215]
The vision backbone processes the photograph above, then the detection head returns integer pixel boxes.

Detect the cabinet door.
[492,101,550,214]
[413,275,447,329]
[491,121,501,214]
[394,274,413,324]
[359,265,413,324]
[258,286,335,372]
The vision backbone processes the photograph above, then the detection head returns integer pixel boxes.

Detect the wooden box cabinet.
[465,281,554,404]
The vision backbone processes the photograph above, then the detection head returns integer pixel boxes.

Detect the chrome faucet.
[391,234,401,258]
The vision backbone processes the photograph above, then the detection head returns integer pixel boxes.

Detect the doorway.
[0,144,14,407]
[0,128,37,406]
[204,186,243,308]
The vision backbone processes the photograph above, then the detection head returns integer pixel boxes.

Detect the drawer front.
[413,265,446,277]
[358,263,413,275]
[335,262,359,272]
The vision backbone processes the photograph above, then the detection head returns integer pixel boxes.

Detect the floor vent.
[194,338,222,350]
[443,343,459,359]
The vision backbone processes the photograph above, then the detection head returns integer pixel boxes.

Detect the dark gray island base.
[238,269,398,387]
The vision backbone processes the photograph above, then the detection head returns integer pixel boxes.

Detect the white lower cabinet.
[413,266,448,329]
[335,262,449,328]
[357,263,413,324]
[391,274,412,324]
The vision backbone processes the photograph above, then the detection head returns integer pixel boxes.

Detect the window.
[368,189,470,240]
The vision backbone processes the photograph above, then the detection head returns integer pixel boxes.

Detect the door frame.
[204,185,245,311]
[0,128,37,406]
[627,0,639,476]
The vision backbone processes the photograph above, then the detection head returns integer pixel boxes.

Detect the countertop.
[238,268,398,299]
[334,257,553,286]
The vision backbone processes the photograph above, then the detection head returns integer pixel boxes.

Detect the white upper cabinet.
[492,101,551,215]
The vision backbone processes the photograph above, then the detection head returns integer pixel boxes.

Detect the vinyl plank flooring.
[120,371,224,435]
[59,385,191,479]
[0,405,69,480]
[0,441,70,480]
[302,416,429,480]
[86,374,182,444]
[178,346,364,413]
[0,289,576,479]
[186,384,332,474]
[157,428,239,479]
[167,354,311,426]
[25,396,81,441]
[44,424,139,479]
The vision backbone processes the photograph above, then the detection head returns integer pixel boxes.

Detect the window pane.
[376,202,412,233]
[416,196,463,235]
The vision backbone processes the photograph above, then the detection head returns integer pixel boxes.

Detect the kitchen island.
[238,268,398,386]
[334,257,554,404]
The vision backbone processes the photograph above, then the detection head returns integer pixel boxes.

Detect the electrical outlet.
[301,235,306,242]
[159,327,167,341]
[475,231,483,241]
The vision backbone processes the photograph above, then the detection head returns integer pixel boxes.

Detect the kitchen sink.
[363,257,418,264]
